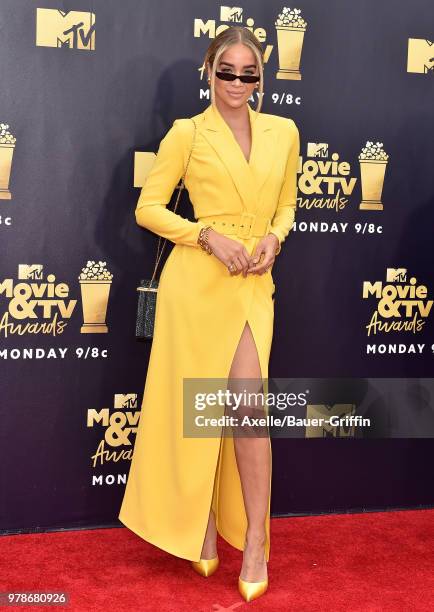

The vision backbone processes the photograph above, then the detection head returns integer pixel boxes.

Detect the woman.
[119,26,300,603]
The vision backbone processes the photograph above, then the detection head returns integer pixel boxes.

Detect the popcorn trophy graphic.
[0,123,16,199]
[79,260,113,333]
[275,7,307,80]
[407,38,434,74]
[358,141,389,210]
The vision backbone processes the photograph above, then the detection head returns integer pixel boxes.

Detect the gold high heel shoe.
[238,551,268,602]
[238,575,268,602]
[191,555,219,577]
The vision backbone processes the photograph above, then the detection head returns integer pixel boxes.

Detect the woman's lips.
[228,91,244,97]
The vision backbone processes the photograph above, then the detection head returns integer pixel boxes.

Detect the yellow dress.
[118,101,300,563]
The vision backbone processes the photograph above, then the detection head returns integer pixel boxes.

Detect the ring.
[228,262,235,272]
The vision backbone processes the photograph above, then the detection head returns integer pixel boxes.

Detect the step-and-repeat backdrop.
[1,1,433,533]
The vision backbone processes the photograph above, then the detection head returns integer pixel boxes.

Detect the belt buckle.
[237,212,256,239]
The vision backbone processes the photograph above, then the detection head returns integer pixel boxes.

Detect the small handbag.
[135,118,197,339]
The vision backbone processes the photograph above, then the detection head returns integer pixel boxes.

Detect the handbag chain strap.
[150,118,197,283]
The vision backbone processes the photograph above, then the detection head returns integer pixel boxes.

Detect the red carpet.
[0,509,433,611]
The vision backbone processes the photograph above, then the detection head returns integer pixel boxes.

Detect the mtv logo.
[220,6,243,22]
[306,404,355,438]
[386,268,407,283]
[18,264,43,280]
[36,9,95,50]
[307,142,328,158]
[407,39,434,74]
[114,394,138,409]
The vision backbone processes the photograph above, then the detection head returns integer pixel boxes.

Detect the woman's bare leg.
[200,507,217,559]
[228,321,270,582]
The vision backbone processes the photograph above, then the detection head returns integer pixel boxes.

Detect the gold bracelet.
[197,225,213,254]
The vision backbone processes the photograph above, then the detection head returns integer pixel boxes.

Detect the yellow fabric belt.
[198,212,272,239]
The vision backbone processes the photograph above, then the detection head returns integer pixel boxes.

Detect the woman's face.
[208,42,259,110]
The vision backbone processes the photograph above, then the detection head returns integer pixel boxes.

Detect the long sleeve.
[135,118,207,248]
[269,119,300,254]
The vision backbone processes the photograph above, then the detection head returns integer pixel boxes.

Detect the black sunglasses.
[215,71,260,84]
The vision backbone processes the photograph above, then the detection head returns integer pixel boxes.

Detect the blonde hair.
[203,26,265,113]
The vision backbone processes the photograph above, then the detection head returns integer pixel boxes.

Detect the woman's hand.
[247,233,280,275]
[206,229,252,277]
